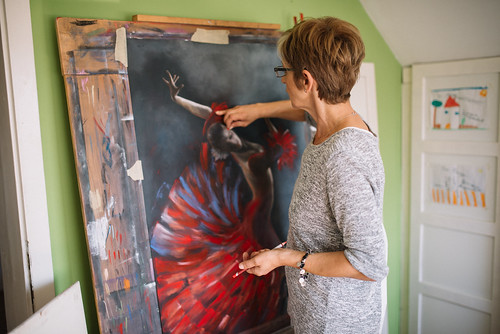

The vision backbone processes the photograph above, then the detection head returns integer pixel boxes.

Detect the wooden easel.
[56,15,287,334]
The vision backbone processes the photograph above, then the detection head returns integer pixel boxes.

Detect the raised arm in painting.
[216,100,306,129]
[162,70,212,119]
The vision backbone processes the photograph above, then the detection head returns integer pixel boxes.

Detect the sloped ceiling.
[360,0,500,66]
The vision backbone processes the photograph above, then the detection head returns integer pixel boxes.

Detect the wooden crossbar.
[132,15,280,30]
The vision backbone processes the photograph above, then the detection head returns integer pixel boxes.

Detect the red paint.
[266,128,298,170]
[202,102,227,136]
[93,117,107,137]
[200,143,209,171]
[445,96,460,108]
[144,291,154,331]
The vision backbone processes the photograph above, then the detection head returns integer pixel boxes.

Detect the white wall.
[360,0,500,66]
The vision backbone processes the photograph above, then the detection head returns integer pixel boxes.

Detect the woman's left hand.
[238,249,282,276]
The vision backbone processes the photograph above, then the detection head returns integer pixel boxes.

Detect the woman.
[217,17,388,334]
[150,71,297,332]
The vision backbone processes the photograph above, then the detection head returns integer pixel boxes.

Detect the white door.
[409,57,500,334]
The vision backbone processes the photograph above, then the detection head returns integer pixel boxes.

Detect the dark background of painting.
[128,36,309,241]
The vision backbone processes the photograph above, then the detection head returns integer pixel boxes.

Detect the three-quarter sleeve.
[326,146,388,281]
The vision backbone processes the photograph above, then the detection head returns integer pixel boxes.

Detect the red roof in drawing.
[445,96,460,108]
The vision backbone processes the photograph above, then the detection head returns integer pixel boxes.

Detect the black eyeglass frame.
[274,66,296,78]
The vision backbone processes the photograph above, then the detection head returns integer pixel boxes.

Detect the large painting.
[128,28,309,333]
[56,17,307,333]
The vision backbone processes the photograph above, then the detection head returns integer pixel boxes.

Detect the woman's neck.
[310,100,359,144]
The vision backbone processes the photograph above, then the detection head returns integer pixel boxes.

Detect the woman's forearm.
[216,100,306,129]
[253,100,306,121]
[239,247,374,281]
[277,248,374,281]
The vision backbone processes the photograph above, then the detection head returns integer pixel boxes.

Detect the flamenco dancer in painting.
[150,71,298,333]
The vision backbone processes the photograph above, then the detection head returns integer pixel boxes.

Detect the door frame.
[0,0,54,330]
[401,65,412,334]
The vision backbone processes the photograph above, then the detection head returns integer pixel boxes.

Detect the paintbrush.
[232,241,287,278]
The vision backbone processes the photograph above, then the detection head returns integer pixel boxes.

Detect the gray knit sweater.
[285,127,388,334]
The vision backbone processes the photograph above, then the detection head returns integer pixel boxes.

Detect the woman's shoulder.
[324,128,382,169]
[327,127,378,152]
[304,127,380,168]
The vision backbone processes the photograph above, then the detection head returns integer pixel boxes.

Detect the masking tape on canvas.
[115,27,128,67]
[191,28,229,45]
[127,160,144,181]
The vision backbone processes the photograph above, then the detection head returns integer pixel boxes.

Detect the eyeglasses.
[274,66,295,78]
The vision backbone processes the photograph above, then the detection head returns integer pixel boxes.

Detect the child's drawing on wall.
[430,163,487,209]
[431,86,488,130]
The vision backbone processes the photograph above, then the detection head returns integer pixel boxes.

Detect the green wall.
[30,1,402,333]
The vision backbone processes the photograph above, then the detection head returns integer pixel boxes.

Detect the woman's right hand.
[239,249,283,276]
[216,104,261,129]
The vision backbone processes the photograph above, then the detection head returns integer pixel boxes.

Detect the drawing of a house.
[444,96,460,129]
[431,86,488,131]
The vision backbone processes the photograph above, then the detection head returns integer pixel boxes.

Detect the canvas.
[56,17,308,333]
[128,34,308,333]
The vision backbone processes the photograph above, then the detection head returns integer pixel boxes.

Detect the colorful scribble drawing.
[149,71,296,333]
[430,163,487,209]
[431,86,488,130]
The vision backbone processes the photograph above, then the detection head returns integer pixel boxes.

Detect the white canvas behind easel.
[9,282,87,334]
[351,62,379,134]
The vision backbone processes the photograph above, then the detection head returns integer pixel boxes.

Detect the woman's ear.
[302,69,314,93]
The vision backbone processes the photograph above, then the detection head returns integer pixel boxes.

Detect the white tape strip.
[191,28,229,45]
[115,27,128,67]
[127,160,144,181]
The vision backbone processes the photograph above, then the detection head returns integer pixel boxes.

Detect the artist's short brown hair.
[278,17,365,104]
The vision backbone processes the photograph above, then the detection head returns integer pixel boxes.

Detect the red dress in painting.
[150,105,297,333]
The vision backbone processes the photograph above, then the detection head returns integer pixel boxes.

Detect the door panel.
[409,57,500,333]
[421,225,493,300]
[420,295,491,334]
